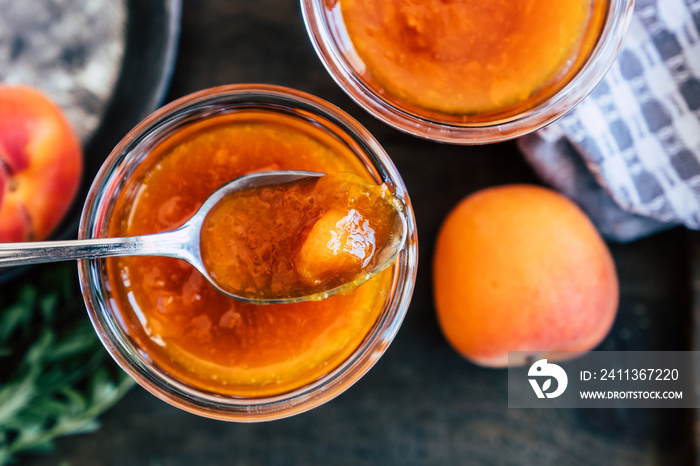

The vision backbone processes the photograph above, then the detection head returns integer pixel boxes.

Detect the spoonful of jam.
[0,171,408,304]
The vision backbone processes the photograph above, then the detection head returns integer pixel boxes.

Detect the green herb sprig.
[0,264,134,465]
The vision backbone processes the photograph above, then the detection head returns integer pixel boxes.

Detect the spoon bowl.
[0,170,408,304]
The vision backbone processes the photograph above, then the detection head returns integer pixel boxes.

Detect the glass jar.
[78,84,418,421]
[301,0,634,144]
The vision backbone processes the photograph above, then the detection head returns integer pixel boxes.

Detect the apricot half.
[296,208,376,286]
[433,185,618,367]
[0,85,83,242]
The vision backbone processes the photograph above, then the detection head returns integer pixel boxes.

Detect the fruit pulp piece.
[296,207,376,286]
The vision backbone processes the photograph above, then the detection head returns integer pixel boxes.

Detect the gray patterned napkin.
[518,0,700,242]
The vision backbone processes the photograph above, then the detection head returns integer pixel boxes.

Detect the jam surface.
[337,0,606,116]
[106,111,393,396]
[201,173,400,301]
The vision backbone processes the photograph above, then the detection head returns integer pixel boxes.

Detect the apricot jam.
[336,0,606,117]
[106,111,393,397]
[201,173,401,301]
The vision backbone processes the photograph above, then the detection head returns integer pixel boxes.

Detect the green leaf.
[9,401,70,428]
[38,293,59,323]
[60,387,89,413]
[23,329,54,368]
[45,327,98,363]
[0,368,38,425]
[0,294,35,344]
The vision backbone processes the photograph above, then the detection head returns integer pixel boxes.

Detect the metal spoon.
[0,171,408,304]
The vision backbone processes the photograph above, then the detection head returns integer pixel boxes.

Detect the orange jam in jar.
[105,110,396,397]
[333,0,606,119]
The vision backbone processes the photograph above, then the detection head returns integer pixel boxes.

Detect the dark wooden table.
[24,1,699,464]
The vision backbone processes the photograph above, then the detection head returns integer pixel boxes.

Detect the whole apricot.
[0,85,83,242]
[433,184,618,367]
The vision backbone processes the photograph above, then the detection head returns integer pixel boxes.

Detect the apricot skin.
[0,85,83,242]
[432,185,618,367]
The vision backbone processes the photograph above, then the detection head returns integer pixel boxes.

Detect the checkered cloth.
[519,0,700,242]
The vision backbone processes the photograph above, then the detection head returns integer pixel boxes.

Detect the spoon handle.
[0,228,192,268]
